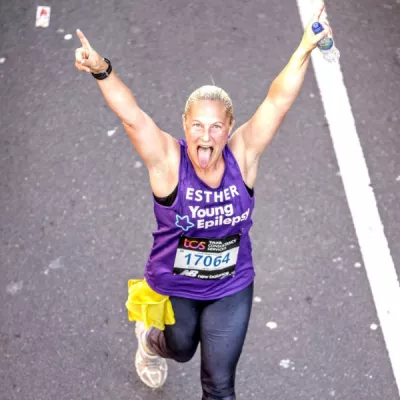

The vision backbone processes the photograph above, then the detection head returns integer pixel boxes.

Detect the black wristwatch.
[91,58,112,80]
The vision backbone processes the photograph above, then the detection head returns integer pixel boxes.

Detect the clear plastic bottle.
[312,22,340,63]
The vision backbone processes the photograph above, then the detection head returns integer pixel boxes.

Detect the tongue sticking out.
[198,147,212,168]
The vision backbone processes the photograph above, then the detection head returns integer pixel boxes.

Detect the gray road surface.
[1,0,400,399]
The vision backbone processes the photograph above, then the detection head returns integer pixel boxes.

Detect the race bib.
[173,234,240,280]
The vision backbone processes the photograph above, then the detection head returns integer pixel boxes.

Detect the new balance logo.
[179,270,198,277]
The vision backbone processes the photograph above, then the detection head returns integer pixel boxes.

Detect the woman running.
[74,4,332,399]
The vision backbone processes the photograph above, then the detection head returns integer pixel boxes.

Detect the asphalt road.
[1,0,400,399]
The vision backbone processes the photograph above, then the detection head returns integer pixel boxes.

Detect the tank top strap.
[223,142,241,175]
[177,138,190,181]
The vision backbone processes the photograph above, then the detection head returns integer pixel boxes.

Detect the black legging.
[147,282,254,400]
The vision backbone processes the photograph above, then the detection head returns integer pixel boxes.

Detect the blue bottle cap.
[312,22,324,34]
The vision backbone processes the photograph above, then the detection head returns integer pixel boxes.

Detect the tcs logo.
[184,239,206,250]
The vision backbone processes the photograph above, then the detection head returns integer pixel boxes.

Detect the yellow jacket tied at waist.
[125,279,175,330]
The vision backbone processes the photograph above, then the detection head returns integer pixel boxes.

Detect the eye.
[193,123,201,128]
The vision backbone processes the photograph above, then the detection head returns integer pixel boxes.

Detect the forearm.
[96,67,141,126]
[267,46,311,109]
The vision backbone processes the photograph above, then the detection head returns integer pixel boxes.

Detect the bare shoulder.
[228,124,259,188]
[148,133,181,198]
[228,124,245,156]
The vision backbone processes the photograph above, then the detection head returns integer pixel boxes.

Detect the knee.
[201,375,235,400]
[168,341,198,363]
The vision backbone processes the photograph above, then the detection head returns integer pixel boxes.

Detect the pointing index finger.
[76,29,91,50]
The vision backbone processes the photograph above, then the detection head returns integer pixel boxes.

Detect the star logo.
[175,214,195,231]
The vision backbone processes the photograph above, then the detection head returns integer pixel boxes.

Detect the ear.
[229,119,236,135]
[182,114,186,130]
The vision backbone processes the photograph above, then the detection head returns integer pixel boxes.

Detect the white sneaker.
[135,321,168,389]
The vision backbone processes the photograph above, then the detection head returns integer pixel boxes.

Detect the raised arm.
[74,30,178,171]
[230,3,332,164]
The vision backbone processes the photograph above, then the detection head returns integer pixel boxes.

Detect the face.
[182,100,235,170]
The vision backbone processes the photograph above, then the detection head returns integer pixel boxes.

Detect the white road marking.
[266,321,278,329]
[107,127,118,137]
[297,0,400,396]
[279,359,294,369]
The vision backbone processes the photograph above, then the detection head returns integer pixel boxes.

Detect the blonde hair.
[183,85,234,123]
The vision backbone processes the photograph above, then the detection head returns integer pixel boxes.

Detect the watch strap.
[91,58,112,80]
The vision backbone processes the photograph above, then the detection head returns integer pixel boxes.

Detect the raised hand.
[74,29,108,74]
[300,2,333,53]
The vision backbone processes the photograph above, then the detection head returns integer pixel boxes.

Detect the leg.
[147,295,202,362]
[135,296,202,389]
[200,282,254,400]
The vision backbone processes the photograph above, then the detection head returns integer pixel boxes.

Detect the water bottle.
[312,22,340,63]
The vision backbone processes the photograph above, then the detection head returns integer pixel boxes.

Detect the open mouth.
[197,146,213,168]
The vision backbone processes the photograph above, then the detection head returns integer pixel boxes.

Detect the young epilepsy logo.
[175,215,195,232]
[174,185,250,231]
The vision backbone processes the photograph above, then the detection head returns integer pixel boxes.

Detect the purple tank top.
[145,139,255,300]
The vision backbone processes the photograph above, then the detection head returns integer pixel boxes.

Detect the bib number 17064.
[184,253,231,268]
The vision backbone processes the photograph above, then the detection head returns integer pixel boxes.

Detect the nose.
[202,127,210,142]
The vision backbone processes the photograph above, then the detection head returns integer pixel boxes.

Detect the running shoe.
[135,321,168,389]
